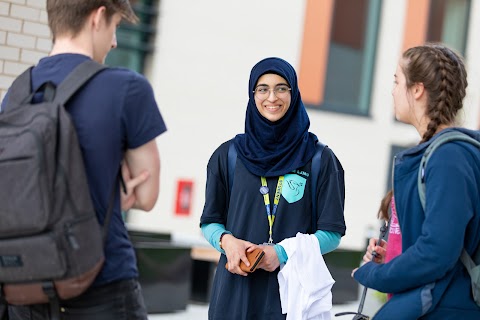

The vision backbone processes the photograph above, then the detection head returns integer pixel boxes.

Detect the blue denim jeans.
[8,279,148,320]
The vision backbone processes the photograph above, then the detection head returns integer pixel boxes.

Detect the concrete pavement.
[148,300,367,320]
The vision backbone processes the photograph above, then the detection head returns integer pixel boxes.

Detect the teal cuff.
[274,244,288,264]
[315,230,341,254]
[200,223,231,254]
[275,230,341,264]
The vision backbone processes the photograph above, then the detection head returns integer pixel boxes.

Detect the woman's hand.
[363,238,387,264]
[222,234,255,276]
[351,238,387,278]
[253,245,279,272]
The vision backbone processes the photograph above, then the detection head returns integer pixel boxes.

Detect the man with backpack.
[0,1,166,319]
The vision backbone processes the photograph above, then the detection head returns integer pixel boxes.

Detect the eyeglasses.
[253,85,291,100]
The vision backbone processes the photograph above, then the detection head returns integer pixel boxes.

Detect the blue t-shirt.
[200,140,345,320]
[2,54,167,285]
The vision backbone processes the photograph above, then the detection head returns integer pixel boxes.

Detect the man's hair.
[47,0,138,40]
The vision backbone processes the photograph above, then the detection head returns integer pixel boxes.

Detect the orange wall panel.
[402,0,430,53]
[298,0,334,105]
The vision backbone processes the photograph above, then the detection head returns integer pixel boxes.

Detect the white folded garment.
[278,233,335,320]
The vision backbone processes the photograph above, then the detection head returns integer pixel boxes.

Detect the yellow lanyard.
[260,176,284,244]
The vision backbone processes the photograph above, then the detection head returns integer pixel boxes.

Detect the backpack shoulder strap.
[460,249,479,274]
[4,67,33,111]
[53,60,107,105]
[311,142,327,232]
[3,60,105,111]
[417,131,480,272]
[228,140,237,195]
[417,131,480,210]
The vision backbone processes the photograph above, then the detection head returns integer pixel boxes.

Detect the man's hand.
[121,161,150,211]
[123,139,160,211]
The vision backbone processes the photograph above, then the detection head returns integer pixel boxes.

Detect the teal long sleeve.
[201,223,231,255]
[201,223,340,264]
[274,230,341,265]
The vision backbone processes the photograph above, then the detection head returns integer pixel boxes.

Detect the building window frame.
[105,0,159,73]
[298,0,382,117]
[402,0,471,57]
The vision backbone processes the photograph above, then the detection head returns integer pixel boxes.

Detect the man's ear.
[91,6,107,31]
[413,82,425,100]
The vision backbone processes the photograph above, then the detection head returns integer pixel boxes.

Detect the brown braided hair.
[379,43,468,220]
[401,43,468,142]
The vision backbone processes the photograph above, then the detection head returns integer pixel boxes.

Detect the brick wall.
[0,0,51,103]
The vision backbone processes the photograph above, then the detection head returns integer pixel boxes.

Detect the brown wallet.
[225,248,265,273]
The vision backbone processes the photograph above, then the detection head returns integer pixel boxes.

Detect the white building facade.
[1,0,479,251]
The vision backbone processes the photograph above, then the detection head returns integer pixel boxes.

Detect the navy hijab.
[233,57,318,177]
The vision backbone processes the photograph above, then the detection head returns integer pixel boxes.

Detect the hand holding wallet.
[225,248,265,273]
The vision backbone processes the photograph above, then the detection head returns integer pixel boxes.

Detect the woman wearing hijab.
[200,57,346,319]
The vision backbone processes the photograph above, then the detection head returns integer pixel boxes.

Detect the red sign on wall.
[175,180,194,216]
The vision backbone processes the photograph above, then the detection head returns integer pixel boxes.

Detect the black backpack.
[0,60,115,309]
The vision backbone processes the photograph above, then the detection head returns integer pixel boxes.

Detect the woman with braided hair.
[353,43,480,319]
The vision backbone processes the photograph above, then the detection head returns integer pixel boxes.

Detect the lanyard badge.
[260,176,284,244]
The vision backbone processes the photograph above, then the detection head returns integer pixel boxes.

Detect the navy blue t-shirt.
[2,54,167,285]
[200,140,345,320]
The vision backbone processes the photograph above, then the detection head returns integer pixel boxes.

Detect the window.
[299,0,382,116]
[427,0,470,55]
[105,0,158,73]
[403,0,470,56]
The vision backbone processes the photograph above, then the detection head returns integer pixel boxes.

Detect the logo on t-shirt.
[282,173,306,203]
